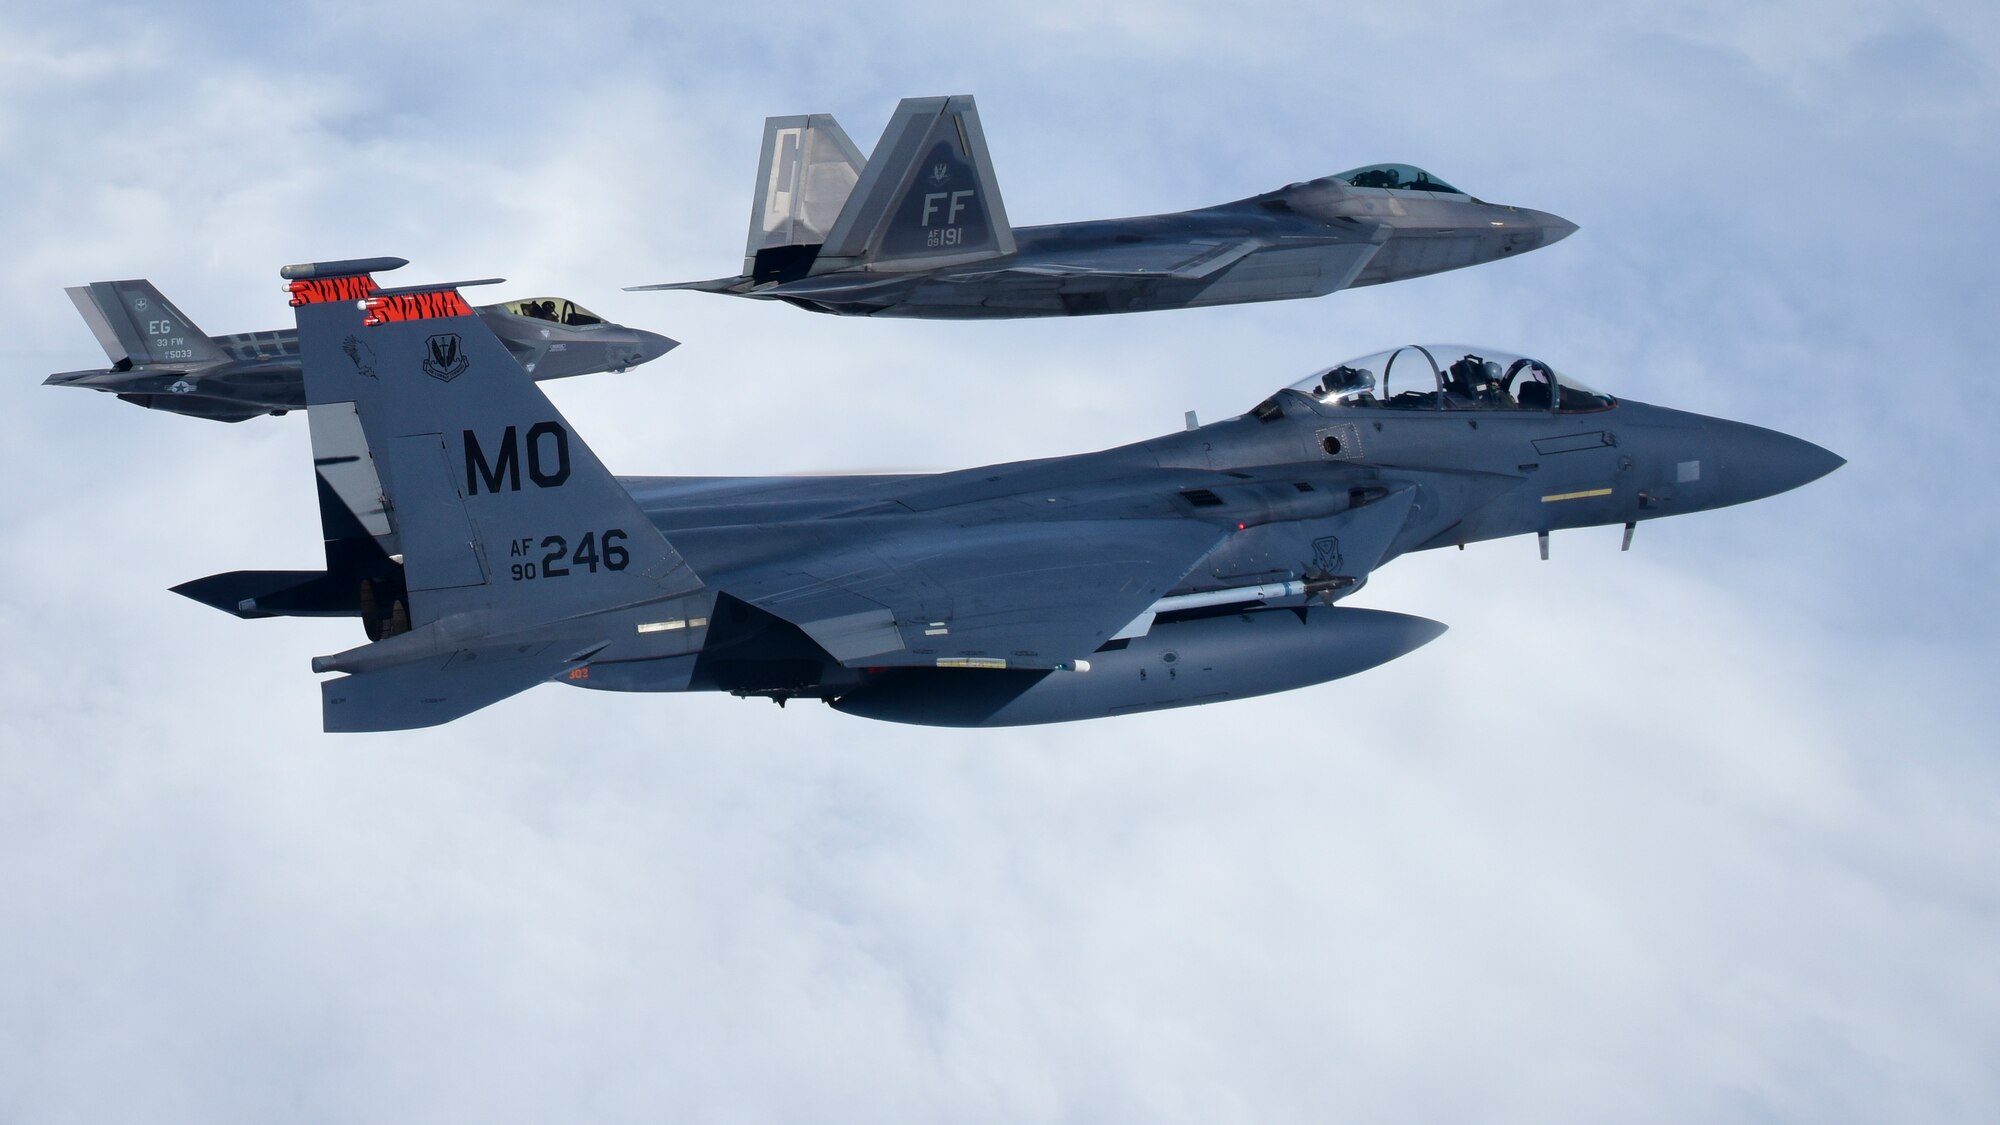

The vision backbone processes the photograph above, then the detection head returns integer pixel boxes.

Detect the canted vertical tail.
[64,279,229,367]
[741,112,867,282]
[815,94,1015,272]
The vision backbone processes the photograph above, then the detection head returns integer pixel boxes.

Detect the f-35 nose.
[624,328,679,369]
[1702,418,1845,506]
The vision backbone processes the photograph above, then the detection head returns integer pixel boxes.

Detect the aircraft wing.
[949,238,1268,282]
[948,235,1384,286]
[715,517,1230,669]
[625,276,754,294]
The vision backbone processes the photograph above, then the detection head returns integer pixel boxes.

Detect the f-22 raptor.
[172,260,1839,732]
[45,257,676,422]
[638,95,1577,318]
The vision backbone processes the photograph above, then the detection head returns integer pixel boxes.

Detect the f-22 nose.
[1702,418,1845,506]
[1537,210,1580,246]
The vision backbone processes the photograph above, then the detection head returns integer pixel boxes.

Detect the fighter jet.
[164,260,1840,732]
[45,257,676,422]
[634,95,1577,318]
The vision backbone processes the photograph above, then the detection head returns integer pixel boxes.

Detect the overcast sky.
[3,3,1997,1122]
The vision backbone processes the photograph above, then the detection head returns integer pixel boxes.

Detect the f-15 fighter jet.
[636,95,1576,318]
[46,257,676,422]
[164,260,1838,732]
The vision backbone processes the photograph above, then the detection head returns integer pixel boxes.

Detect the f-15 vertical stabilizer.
[815,94,1015,273]
[292,268,701,731]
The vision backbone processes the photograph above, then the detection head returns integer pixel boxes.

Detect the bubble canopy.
[1287,344,1615,413]
[1333,164,1466,195]
[500,298,604,327]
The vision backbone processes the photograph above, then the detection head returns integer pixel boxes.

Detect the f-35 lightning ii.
[45,257,676,422]
[635,95,1577,318]
[170,260,1839,732]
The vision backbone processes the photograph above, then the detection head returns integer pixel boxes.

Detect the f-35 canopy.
[499,297,605,326]
[1288,344,1616,413]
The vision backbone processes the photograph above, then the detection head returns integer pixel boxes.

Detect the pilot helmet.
[1322,364,1375,395]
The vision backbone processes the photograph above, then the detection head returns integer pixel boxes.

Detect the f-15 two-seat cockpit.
[1292,344,1616,413]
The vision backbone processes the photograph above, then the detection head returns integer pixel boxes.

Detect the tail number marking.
[508,530,629,582]
[464,422,571,494]
[921,190,975,247]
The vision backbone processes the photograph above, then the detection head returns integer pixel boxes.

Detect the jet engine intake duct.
[831,604,1447,727]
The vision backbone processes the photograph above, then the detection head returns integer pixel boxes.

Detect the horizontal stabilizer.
[318,634,607,732]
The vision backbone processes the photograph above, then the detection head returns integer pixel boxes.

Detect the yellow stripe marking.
[1541,488,1614,503]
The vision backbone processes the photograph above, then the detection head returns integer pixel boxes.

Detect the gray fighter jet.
[167,260,1839,731]
[45,257,676,422]
[635,95,1577,318]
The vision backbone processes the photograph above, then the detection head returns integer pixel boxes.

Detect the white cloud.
[2,3,1996,1123]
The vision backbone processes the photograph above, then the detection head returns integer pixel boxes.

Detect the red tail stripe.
[360,290,475,326]
[286,275,379,306]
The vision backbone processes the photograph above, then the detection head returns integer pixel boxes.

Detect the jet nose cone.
[1540,211,1579,244]
[1501,207,1577,248]
[626,328,679,368]
[1703,418,1845,507]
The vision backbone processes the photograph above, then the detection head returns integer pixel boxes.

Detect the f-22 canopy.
[635,95,1578,319]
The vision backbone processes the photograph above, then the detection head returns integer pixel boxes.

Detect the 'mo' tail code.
[362,290,474,326]
[288,275,379,306]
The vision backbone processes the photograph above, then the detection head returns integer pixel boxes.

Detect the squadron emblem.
[421,333,469,382]
[1311,536,1344,574]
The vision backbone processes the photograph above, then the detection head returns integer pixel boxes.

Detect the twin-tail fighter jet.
[44,258,676,423]
[173,259,1839,732]
[635,95,1577,318]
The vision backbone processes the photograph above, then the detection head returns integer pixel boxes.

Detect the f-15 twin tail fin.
[290,263,701,731]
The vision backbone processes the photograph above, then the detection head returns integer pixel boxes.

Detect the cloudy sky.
[3,2,1996,1121]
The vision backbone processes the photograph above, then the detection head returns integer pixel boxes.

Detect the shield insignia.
[421,333,469,382]
[1311,536,1344,574]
